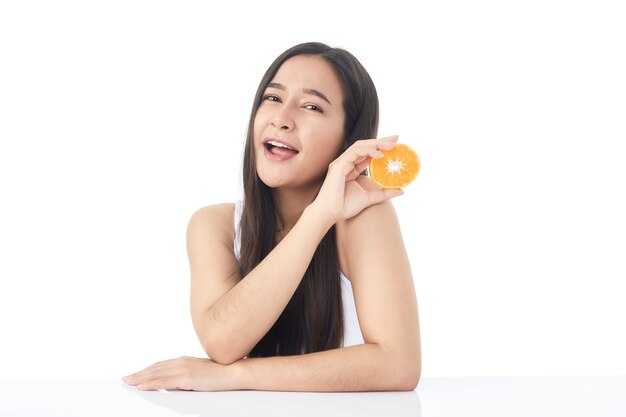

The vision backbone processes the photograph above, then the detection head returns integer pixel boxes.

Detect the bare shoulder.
[189,203,236,227]
[187,202,236,245]
[187,203,243,357]
[186,202,240,277]
[187,202,241,307]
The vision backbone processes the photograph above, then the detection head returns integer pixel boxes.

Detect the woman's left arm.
[123,191,421,392]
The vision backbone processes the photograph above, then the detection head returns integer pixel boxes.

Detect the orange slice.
[369,143,420,188]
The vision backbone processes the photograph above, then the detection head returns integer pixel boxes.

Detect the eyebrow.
[266,82,332,106]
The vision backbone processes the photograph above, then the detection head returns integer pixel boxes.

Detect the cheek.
[309,133,345,168]
[319,122,345,158]
[310,115,343,142]
[252,114,262,136]
[253,106,270,130]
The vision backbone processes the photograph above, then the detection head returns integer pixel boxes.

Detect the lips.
[262,137,299,153]
[262,137,300,161]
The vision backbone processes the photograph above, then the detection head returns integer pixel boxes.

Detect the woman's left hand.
[122,356,242,391]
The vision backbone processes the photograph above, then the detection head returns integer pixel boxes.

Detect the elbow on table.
[399,367,421,391]
[390,350,421,391]
[202,337,247,366]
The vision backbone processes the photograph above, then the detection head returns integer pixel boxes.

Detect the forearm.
[205,204,333,364]
[233,343,418,392]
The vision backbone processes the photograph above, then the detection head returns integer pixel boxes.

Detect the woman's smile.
[262,137,300,161]
[263,142,300,161]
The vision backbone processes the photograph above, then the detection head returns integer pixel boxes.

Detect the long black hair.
[239,42,379,356]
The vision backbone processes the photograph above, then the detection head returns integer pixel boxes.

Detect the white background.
[1,0,624,378]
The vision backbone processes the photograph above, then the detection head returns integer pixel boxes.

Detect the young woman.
[122,42,421,392]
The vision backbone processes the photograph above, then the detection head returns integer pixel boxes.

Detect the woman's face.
[253,54,346,190]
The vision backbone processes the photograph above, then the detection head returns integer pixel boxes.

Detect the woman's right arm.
[188,203,334,365]
[189,136,401,365]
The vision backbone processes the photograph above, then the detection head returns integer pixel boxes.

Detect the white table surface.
[1,376,624,416]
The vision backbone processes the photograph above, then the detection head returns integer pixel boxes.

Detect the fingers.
[136,378,172,391]
[122,356,203,391]
[353,158,372,175]
[351,134,396,149]
[122,368,155,386]
[344,135,398,163]
[122,361,169,387]
[374,135,399,148]
[123,367,177,391]
[331,135,398,178]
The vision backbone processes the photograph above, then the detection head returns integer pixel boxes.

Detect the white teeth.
[267,140,294,150]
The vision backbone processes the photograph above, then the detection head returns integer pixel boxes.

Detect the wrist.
[230,357,253,390]
[304,201,337,231]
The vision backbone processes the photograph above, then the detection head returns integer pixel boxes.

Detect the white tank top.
[233,200,364,348]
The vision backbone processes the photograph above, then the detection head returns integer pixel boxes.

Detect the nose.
[270,108,295,131]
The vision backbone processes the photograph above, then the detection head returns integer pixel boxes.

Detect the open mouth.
[263,139,300,160]
[264,140,299,153]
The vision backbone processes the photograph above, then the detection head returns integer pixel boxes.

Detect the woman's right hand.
[310,135,404,226]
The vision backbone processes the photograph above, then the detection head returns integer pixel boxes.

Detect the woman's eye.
[305,104,323,113]
[262,95,322,113]
[264,95,280,102]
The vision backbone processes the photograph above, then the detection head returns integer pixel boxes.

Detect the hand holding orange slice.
[369,143,420,188]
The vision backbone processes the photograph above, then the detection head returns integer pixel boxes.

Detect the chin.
[256,171,285,189]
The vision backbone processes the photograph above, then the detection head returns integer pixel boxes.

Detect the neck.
[271,182,322,237]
